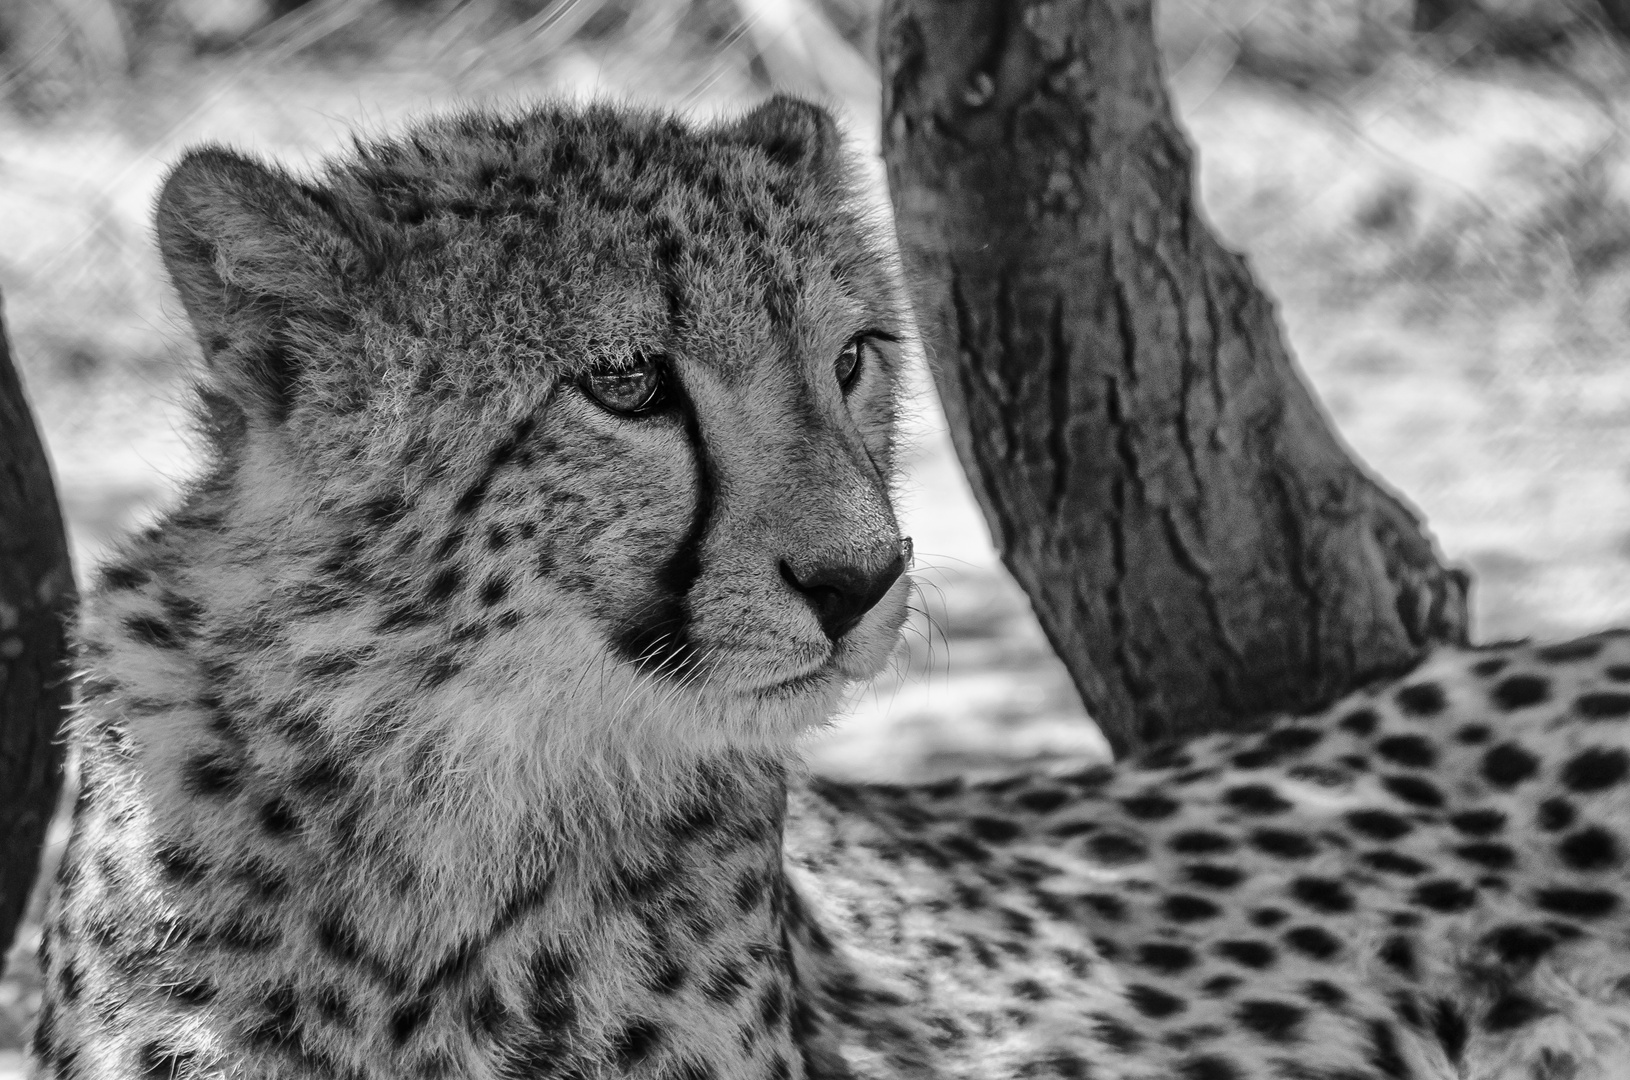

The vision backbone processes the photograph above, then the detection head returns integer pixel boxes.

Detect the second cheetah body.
[31,98,1630,1080]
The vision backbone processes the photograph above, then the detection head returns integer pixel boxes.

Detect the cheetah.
[28,95,1630,1080]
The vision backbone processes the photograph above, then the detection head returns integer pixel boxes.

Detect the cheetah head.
[153,98,911,770]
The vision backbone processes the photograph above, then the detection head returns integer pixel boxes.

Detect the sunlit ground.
[8,22,1630,1058]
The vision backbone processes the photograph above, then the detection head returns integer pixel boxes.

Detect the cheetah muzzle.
[30,96,1630,1080]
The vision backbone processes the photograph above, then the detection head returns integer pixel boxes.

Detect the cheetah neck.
[100,520,809,893]
[106,468,824,852]
[82,492,825,1070]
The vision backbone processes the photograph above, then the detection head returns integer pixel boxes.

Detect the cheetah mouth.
[749,661,839,699]
[749,640,893,699]
[725,586,911,698]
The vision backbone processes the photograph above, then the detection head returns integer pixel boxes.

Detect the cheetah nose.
[779,549,907,642]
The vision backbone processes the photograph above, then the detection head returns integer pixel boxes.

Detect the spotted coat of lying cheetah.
[29,95,1630,1080]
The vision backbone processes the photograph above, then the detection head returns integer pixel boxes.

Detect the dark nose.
[780,550,907,642]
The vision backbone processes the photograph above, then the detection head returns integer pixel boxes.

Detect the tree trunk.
[878,0,1469,756]
[0,292,72,977]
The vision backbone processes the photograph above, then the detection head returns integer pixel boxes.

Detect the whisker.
[909,550,992,574]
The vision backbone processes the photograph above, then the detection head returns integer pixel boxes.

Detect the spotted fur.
[789,633,1630,1078]
[30,97,1630,1080]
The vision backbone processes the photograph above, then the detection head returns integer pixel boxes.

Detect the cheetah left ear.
[721,95,843,181]
[156,145,378,425]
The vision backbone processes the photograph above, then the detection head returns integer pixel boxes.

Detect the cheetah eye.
[835,336,866,393]
[581,354,666,416]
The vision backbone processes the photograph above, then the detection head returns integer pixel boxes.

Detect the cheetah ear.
[155,146,370,424]
[722,95,843,180]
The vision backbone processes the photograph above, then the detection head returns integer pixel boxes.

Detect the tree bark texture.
[879,0,1470,755]
[0,293,72,977]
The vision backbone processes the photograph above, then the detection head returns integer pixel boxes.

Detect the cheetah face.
[155,97,911,742]
[551,321,912,699]
[460,247,913,705]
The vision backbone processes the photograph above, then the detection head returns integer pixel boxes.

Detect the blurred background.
[8,0,1630,1059]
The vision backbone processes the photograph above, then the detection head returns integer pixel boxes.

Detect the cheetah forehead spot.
[1338,707,1380,736]
[1120,792,1182,820]
[1287,877,1354,914]
[1380,774,1445,808]
[1199,975,1242,1000]
[1537,797,1577,832]
[1534,887,1619,919]
[1481,742,1541,788]
[1394,682,1447,716]
[1136,942,1200,974]
[1492,673,1550,710]
[1091,1013,1143,1054]
[1183,863,1247,890]
[1409,878,1478,913]
[1484,992,1554,1032]
[1376,934,1417,978]
[1576,691,1630,719]
[1177,1052,1245,1080]
[1169,829,1236,854]
[1161,894,1223,923]
[1344,808,1413,841]
[1557,826,1619,872]
[1263,725,1324,752]
[1560,746,1630,792]
[1213,940,1276,970]
[1126,983,1187,1018]
[1374,734,1437,769]
[1452,841,1516,871]
[1362,849,1430,876]
[1233,998,1307,1043]
[1087,832,1150,866]
[1302,979,1348,1009]
[1247,828,1318,859]
[1536,639,1605,664]
[1481,923,1562,966]
[1221,784,1293,815]
[1282,925,1342,960]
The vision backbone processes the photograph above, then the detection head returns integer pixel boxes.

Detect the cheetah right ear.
[721,95,844,183]
[156,146,373,424]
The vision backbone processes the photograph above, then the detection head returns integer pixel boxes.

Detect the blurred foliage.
[1161,0,1630,86]
[8,0,1630,116]
[1329,141,1630,322]
[1418,0,1616,51]
[0,0,880,113]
